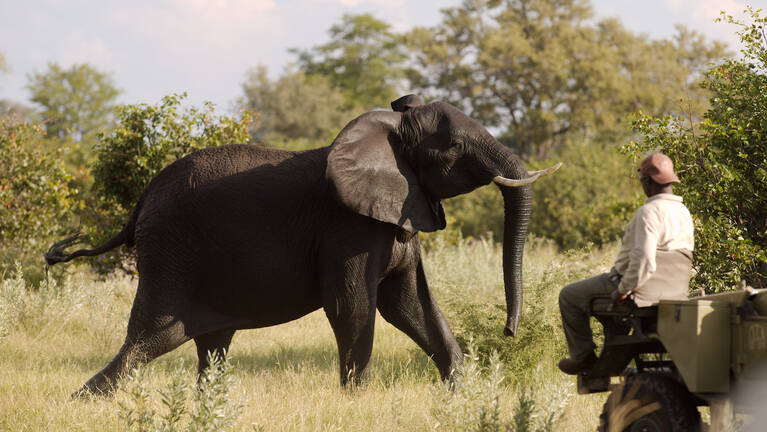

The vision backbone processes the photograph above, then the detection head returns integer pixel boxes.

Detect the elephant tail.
[44,203,139,266]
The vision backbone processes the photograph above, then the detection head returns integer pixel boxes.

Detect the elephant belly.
[189,250,323,330]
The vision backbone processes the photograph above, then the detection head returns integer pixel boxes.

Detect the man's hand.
[611,289,628,305]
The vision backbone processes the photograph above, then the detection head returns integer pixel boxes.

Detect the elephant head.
[326,94,560,337]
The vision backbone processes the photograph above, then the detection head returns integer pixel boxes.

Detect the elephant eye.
[451,138,466,153]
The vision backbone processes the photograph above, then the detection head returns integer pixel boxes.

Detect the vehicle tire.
[597,372,701,432]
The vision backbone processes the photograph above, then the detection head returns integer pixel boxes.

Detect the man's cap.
[639,152,679,184]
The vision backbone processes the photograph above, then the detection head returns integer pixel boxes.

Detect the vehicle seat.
[589,296,658,339]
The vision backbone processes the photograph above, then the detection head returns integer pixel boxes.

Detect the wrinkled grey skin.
[46,95,534,397]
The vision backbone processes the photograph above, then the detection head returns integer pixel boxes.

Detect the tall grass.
[0,237,615,431]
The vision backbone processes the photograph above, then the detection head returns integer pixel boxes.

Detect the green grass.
[0,237,618,431]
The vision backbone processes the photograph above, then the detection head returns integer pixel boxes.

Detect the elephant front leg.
[323,281,375,386]
[323,296,377,387]
[376,260,463,382]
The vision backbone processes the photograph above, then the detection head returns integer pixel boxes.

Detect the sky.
[0,0,760,113]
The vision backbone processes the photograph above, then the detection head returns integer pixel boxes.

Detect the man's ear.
[325,110,445,233]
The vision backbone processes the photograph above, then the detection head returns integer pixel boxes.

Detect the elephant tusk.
[526,162,563,177]
[493,162,562,187]
[493,173,542,187]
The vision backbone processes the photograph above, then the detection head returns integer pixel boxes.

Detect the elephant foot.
[71,374,118,399]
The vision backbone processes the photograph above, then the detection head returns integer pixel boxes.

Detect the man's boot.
[558,352,597,375]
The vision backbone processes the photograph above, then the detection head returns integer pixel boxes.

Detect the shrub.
[625,7,767,291]
[84,94,253,274]
[423,230,615,377]
[430,343,570,432]
[118,353,242,432]
[0,117,76,284]
[443,140,640,251]
[529,141,641,250]
[0,263,25,344]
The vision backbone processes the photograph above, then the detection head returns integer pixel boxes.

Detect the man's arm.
[618,208,659,295]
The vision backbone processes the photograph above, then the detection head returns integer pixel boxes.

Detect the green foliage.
[624,7,767,291]
[406,0,727,158]
[0,263,111,347]
[432,236,612,376]
[26,62,120,144]
[431,344,569,431]
[0,99,34,121]
[529,141,641,249]
[242,14,407,145]
[118,354,242,432]
[293,13,407,110]
[87,93,252,273]
[240,67,352,144]
[0,263,25,344]
[431,346,506,431]
[190,353,242,431]
[443,141,639,250]
[443,184,504,241]
[25,62,121,201]
[0,117,76,283]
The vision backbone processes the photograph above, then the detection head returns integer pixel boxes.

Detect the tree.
[626,7,767,292]
[240,66,353,146]
[0,117,76,283]
[27,62,120,144]
[407,0,727,159]
[0,100,34,121]
[86,93,253,274]
[0,52,7,76]
[444,140,640,249]
[0,53,34,121]
[527,141,640,249]
[292,13,407,110]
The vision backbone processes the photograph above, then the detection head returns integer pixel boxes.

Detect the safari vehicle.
[577,283,767,432]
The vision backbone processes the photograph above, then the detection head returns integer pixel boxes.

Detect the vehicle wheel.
[597,372,700,432]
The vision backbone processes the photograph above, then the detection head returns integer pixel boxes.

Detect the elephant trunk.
[496,156,533,337]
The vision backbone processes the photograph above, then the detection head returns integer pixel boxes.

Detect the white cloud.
[662,0,685,11]
[170,0,276,24]
[58,32,114,70]
[110,0,284,59]
[693,0,745,21]
[305,0,410,31]
[310,0,398,5]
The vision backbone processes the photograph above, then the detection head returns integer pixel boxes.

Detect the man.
[557,152,695,375]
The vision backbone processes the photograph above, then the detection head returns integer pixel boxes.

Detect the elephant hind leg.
[73,323,189,398]
[193,328,236,376]
[376,260,462,381]
[74,277,190,398]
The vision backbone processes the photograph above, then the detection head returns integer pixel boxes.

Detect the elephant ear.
[391,94,424,112]
[326,111,445,233]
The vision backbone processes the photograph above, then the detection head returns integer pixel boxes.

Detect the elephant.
[45,94,560,396]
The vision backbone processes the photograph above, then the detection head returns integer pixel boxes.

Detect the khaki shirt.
[614,193,694,306]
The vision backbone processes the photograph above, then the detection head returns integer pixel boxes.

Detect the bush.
[442,184,504,241]
[423,230,616,377]
[443,140,640,251]
[0,117,76,284]
[529,141,641,250]
[84,94,253,274]
[431,343,570,432]
[118,353,243,432]
[625,7,767,291]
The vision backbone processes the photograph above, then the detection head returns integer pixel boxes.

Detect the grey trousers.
[558,268,621,362]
